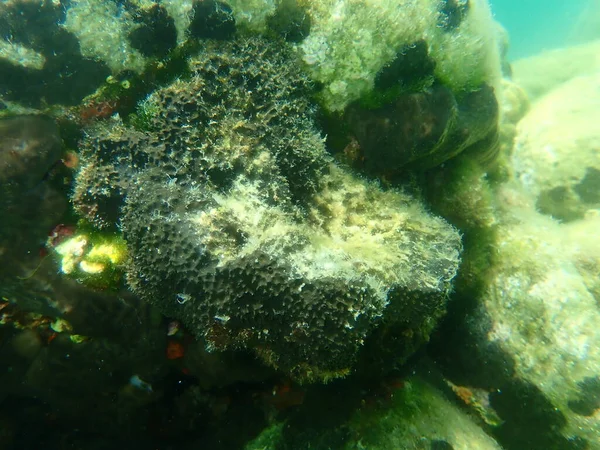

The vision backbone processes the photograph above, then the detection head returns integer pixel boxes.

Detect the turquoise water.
[491,0,590,59]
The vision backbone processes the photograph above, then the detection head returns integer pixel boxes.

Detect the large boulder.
[74,38,461,382]
[512,71,600,222]
[512,40,600,102]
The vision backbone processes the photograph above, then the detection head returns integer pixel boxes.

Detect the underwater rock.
[61,0,148,74]
[512,39,600,102]
[429,170,600,449]
[0,294,168,436]
[0,115,62,190]
[299,0,502,112]
[0,1,110,108]
[0,116,138,336]
[474,206,600,448]
[291,0,504,172]
[189,0,236,40]
[499,78,530,125]
[373,40,436,95]
[267,0,312,43]
[438,0,471,32]
[74,38,461,382]
[422,68,600,446]
[0,0,196,94]
[0,283,277,445]
[512,71,600,222]
[344,82,500,172]
[0,115,67,311]
[490,78,530,177]
[492,21,512,78]
[1,0,504,119]
[127,4,178,58]
[245,375,503,449]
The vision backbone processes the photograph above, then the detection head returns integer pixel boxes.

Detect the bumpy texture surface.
[289,0,504,172]
[74,38,461,381]
[299,0,502,112]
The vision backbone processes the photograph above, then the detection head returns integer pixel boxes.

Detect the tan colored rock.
[512,40,600,102]
[512,71,600,221]
[499,78,529,125]
[483,204,600,446]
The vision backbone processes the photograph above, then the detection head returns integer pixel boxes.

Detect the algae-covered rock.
[499,78,530,126]
[423,65,600,447]
[246,375,503,450]
[74,38,461,382]
[223,0,504,129]
[62,0,149,74]
[427,178,600,449]
[344,82,500,172]
[299,0,502,112]
[512,71,600,222]
[1,0,503,175]
[475,200,600,448]
[0,1,110,108]
[427,155,600,448]
[496,78,529,159]
[0,291,172,438]
[289,0,504,172]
